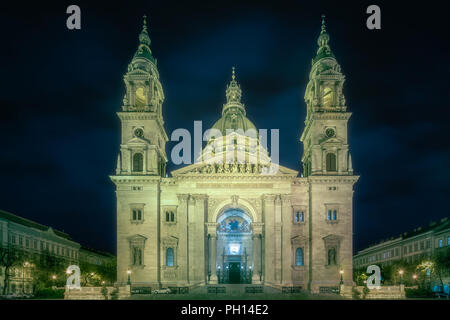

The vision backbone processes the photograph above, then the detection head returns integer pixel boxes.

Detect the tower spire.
[313,14,334,64]
[321,14,327,34]
[139,14,151,46]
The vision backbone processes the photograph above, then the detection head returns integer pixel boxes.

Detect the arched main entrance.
[216,208,253,284]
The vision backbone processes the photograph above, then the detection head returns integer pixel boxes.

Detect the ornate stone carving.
[231,195,239,208]
[182,162,273,175]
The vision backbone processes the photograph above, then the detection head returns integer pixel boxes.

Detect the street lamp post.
[51,275,57,288]
[398,269,404,285]
[22,262,29,294]
[127,270,131,285]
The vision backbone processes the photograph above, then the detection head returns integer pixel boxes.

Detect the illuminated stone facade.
[111,16,358,293]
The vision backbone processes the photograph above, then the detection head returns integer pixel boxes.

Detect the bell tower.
[300,15,353,177]
[116,15,168,176]
[300,15,359,292]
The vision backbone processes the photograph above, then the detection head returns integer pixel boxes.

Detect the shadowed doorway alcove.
[216,208,253,284]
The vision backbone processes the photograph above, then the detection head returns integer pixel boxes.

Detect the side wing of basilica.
[110,15,359,293]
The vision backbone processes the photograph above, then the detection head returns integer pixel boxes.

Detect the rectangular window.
[132,247,143,266]
[40,241,44,250]
[133,209,142,220]
[165,210,176,223]
[420,241,424,250]
[33,240,37,250]
[19,236,23,246]
[414,242,418,252]
[26,239,29,248]
[131,208,144,222]
[448,237,450,246]
[438,239,443,248]
[294,211,305,223]
[426,240,431,249]
[395,248,399,257]
[409,245,412,253]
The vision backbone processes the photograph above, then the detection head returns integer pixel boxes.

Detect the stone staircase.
[340,285,405,299]
[64,285,131,300]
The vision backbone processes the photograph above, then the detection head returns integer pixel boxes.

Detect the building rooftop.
[356,217,449,255]
[0,209,73,241]
[80,245,115,258]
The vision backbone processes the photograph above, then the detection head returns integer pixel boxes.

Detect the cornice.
[307,175,359,184]
[109,175,161,184]
[312,112,352,121]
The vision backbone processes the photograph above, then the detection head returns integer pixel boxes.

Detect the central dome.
[211,110,257,136]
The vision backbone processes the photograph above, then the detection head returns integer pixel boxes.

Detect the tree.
[29,250,66,293]
[434,246,450,287]
[0,244,27,295]
[417,247,450,288]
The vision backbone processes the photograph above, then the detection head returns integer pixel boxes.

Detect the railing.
[207,286,226,294]
[282,286,302,293]
[245,286,263,294]
[217,270,253,284]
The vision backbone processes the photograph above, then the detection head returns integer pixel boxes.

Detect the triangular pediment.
[291,235,308,245]
[126,137,149,146]
[320,136,344,146]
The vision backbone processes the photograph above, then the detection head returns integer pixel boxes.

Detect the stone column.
[274,195,283,283]
[281,194,292,285]
[206,222,218,283]
[262,194,276,284]
[128,149,132,172]
[177,194,189,285]
[252,234,260,283]
[143,149,147,173]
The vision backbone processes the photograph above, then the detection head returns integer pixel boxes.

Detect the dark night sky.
[0,1,449,254]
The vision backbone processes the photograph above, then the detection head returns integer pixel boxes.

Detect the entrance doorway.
[215,208,253,284]
[228,262,241,284]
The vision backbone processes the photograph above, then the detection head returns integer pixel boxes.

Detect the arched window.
[170,212,175,222]
[323,86,333,108]
[296,248,304,266]
[133,153,143,172]
[326,153,337,172]
[135,87,146,108]
[166,248,174,267]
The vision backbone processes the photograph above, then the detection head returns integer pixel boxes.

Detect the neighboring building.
[0,209,80,295]
[79,246,115,267]
[111,16,358,293]
[353,218,450,270]
[0,209,115,295]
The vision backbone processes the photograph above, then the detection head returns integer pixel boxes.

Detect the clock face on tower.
[134,128,144,138]
[325,128,335,138]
